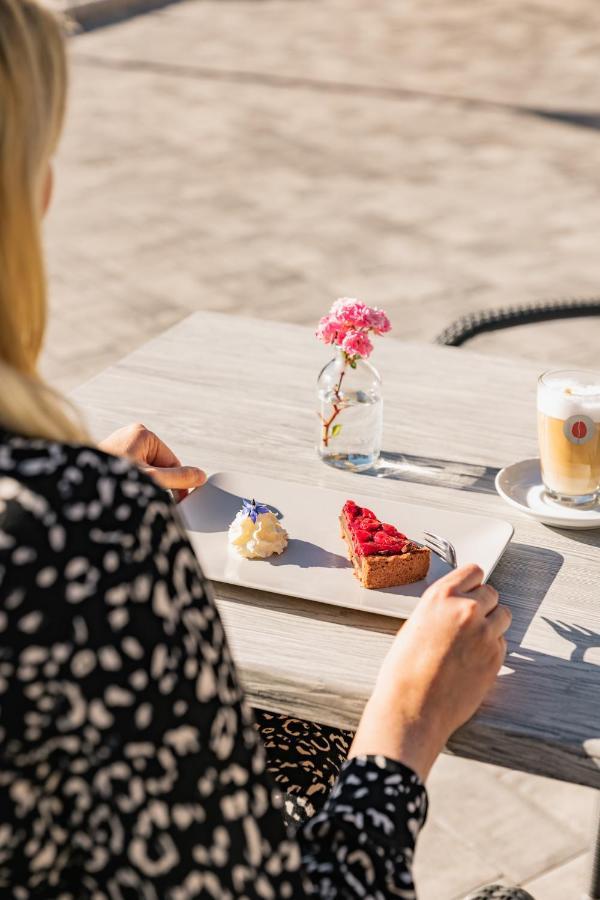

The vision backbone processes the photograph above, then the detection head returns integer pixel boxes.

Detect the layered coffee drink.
[538,369,600,505]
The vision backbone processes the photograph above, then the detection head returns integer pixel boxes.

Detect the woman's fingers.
[486,603,512,637]
[100,424,182,468]
[438,563,485,595]
[100,424,206,498]
[145,431,182,469]
[467,583,499,616]
[434,565,501,616]
[144,465,206,491]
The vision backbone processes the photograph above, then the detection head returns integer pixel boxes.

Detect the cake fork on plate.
[422,531,457,569]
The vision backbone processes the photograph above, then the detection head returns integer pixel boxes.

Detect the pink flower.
[367,307,391,334]
[330,298,372,329]
[316,298,391,356]
[315,315,337,344]
[316,314,349,345]
[342,329,374,359]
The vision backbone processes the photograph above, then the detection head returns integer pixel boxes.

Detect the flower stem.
[334,368,345,402]
[320,363,347,447]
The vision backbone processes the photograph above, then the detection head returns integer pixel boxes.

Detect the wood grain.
[73,311,600,788]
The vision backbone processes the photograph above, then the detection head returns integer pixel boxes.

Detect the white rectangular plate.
[179,472,514,619]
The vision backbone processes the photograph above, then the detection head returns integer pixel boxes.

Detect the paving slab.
[414,811,502,900]
[523,851,590,900]
[423,755,592,889]
[497,767,597,841]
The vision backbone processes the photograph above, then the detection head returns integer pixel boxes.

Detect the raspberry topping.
[342,500,411,557]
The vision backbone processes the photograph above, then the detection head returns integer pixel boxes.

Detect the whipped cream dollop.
[228,499,288,559]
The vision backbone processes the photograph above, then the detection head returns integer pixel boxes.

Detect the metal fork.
[422,531,457,568]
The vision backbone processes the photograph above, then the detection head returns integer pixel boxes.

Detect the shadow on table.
[491,542,600,772]
[454,618,600,784]
[180,481,284,533]
[546,526,600,550]
[542,619,600,663]
[496,619,600,765]
[267,539,350,570]
[459,547,600,779]
[359,451,500,494]
[491,542,563,648]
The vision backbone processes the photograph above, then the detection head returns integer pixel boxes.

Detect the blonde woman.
[0,2,517,898]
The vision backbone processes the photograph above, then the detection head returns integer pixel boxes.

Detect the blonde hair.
[0,0,86,442]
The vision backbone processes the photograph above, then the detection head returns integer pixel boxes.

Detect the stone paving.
[42,1,600,896]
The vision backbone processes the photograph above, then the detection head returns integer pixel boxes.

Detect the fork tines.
[422,530,457,568]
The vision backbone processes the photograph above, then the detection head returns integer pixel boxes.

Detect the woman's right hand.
[99,423,206,501]
[350,564,511,782]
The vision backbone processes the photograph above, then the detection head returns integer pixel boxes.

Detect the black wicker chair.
[435,296,600,347]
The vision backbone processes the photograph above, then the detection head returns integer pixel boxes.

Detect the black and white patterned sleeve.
[0,436,428,899]
[299,754,428,900]
[0,441,304,897]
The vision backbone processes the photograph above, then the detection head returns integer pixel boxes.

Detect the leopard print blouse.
[0,432,427,899]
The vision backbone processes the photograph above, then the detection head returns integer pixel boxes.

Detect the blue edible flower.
[242,498,270,524]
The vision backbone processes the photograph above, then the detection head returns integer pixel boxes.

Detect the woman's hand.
[350,564,511,782]
[99,423,206,500]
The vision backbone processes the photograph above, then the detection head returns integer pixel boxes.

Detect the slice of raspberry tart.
[340,500,430,589]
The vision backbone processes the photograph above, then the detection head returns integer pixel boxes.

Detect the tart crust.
[339,510,430,589]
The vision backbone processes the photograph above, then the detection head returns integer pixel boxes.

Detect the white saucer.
[495,458,600,529]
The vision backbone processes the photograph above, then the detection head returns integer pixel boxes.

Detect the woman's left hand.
[100,423,206,501]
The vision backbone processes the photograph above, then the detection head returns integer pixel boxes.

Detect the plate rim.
[206,469,515,529]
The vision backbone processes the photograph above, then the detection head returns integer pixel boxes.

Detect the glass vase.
[317,350,383,471]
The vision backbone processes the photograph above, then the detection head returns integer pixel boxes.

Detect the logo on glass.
[563,414,596,446]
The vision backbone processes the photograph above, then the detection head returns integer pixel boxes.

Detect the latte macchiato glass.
[537,369,600,506]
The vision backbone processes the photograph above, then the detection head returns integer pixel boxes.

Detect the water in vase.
[317,352,383,471]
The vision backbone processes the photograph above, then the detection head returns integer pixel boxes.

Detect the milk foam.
[538,377,600,421]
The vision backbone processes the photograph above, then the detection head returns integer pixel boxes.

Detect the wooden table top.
[73,311,600,788]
